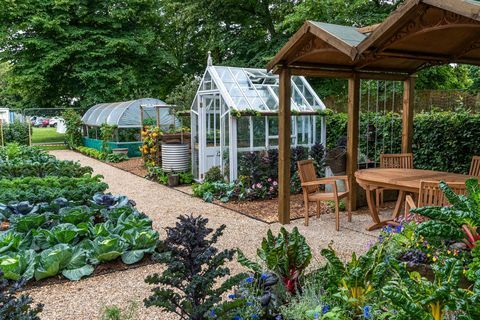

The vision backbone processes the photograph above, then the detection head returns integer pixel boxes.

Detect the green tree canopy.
[0,0,479,111]
[0,0,179,109]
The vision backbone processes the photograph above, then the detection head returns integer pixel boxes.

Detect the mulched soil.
[106,158,332,224]
[109,157,148,177]
[215,193,330,224]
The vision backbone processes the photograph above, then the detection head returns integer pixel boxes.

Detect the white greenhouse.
[191,65,327,181]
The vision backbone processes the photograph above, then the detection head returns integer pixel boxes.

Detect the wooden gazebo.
[267,0,480,224]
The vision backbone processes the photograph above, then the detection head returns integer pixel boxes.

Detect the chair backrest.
[297,160,318,194]
[380,153,413,169]
[417,181,467,207]
[469,156,480,177]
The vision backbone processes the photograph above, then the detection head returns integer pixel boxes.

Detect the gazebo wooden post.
[402,76,415,153]
[278,67,292,224]
[346,73,360,211]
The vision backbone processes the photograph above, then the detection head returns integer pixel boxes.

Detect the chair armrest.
[301,180,326,187]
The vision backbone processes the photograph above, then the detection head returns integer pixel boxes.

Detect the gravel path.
[27,150,384,320]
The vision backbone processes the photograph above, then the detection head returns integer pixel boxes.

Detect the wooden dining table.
[355,168,471,231]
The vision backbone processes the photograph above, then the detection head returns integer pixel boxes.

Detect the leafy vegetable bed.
[0,195,158,282]
[0,176,108,203]
[0,160,93,178]
[0,144,159,284]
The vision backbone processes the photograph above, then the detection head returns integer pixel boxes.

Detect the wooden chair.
[404,181,467,219]
[469,156,480,176]
[376,153,414,208]
[297,160,351,231]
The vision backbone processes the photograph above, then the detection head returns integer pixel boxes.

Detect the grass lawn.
[31,127,65,144]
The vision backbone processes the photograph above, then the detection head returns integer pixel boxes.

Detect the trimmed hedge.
[1,121,30,145]
[324,111,480,174]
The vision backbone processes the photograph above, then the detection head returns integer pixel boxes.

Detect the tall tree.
[0,0,178,109]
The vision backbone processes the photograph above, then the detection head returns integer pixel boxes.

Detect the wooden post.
[402,76,415,153]
[0,119,4,147]
[156,106,160,127]
[278,67,292,225]
[346,74,360,211]
[27,117,32,146]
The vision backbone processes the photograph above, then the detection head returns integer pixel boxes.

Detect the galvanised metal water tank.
[161,143,189,173]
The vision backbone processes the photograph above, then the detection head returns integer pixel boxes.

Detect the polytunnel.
[82,98,176,128]
[81,98,178,157]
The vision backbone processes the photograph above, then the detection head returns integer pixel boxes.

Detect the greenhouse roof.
[82,98,175,128]
[199,66,326,112]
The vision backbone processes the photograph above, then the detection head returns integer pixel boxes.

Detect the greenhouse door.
[199,94,222,180]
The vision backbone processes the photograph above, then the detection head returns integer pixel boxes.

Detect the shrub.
[106,153,129,163]
[144,215,245,320]
[204,166,223,182]
[1,120,30,145]
[0,271,43,319]
[62,109,83,149]
[324,110,480,173]
[100,123,117,154]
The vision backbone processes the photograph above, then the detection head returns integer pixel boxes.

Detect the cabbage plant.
[91,193,134,209]
[0,250,36,281]
[121,229,159,264]
[87,236,128,264]
[34,244,73,280]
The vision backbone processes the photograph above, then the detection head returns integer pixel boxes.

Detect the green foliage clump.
[238,227,312,295]
[0,159,93,178]
[105,153,129,163]
[62,109,83,149]
[101,301,139,320]
[76,146,107,160]
[144,215,244,320]
[1,120,30,145]
[0,271,43,319]
[100,124,117,154]
[413,178,480,248]
[0,176,108,203]
[325,111,480,173]
[204,166,224,183]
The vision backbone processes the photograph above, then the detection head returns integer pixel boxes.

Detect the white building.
[190,65,327,181]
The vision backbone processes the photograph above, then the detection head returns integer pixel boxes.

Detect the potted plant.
[168,172,179,187]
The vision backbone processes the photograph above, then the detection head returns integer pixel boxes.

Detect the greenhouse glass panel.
[237,116,250,149]
[190,65,327,181]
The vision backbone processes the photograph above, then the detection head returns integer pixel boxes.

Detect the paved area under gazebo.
[25,150,391,320]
